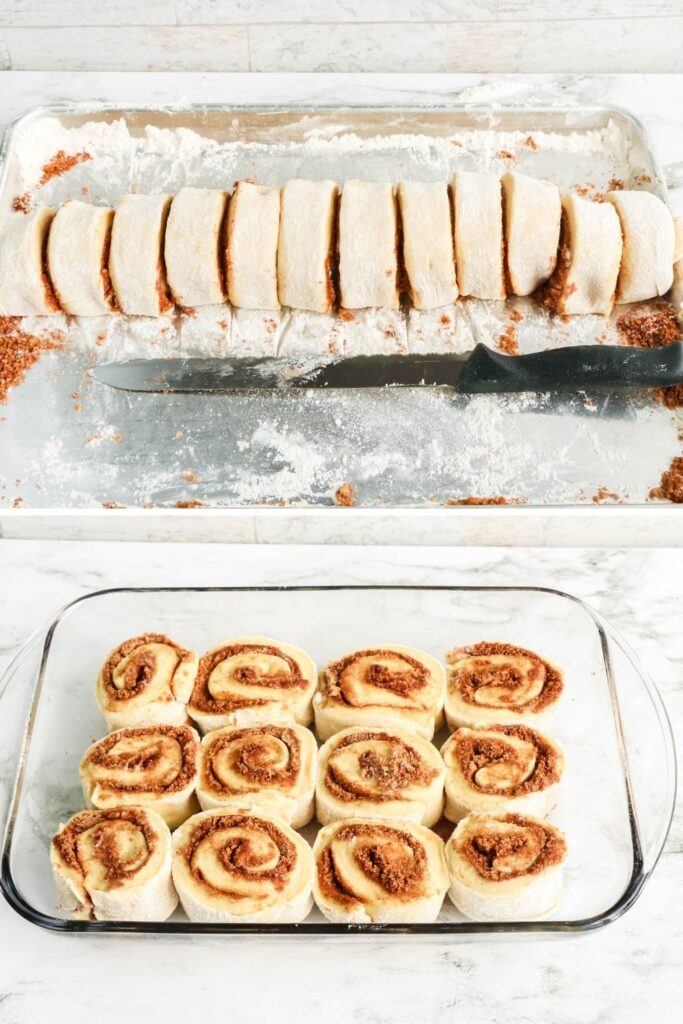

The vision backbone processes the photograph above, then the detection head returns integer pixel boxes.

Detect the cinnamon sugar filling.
[191,643,306,714]
[183,813,296,894]
[203,725,301,794]
[449,642,562,713]
[101,633,189,701]
[53,807,158,890]
[452,724,561,795]
[323,648,432,708]
[459,813,566,882]
[83,724,197,794]
[324,730,437,802]
[318,822,427,905]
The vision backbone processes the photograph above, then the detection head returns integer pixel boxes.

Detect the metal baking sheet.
[0,102,680,509]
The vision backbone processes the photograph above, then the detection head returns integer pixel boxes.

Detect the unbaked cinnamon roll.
[79,724,200,829]
[172,808,314,923]
[441,724,564,822]
[96,633,199,731]
[316,726,445,827]
[197,723,317,828]
[446,812,566,920]
[445,642,563,730]
[314,645,446,741]
[313,818,449,923]
[187,636,317,734]
[50,807,177,921]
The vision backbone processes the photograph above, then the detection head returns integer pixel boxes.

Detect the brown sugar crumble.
[650,456,683,503]
[653,383,683,410]
[522,135,539,150]
[181,471,199,484]
[608,177,624,191]
[592,487,621,504]
[334,483,356,507]
[175,500,206,508]
[446,496,526,506]
[497,324,519,355]
[616,303,680,349]
[0,316,65,403]
[13,149,92,212]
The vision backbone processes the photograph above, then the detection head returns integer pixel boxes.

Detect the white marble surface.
[0,539,680,1023]
[0,71,681,543]
[0,1,682,72]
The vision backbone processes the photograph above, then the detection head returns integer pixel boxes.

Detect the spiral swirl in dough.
[314,645,446,741]
[446,812,567,921]
[79,724,200,829]
[188,636,317,734]
[50,807,177,921]
[197,723,317,827]
[172,808,314,923]
[441,724,564,822]
[313,818,449,923]
[316,726,445,827]
[445,642,563,730]
[96,633,199,731]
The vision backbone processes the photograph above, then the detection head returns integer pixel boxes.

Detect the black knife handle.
[459,341,683,393]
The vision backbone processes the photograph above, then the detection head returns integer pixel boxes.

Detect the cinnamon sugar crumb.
[592,487,621,504]
[102,501,126,509]
[13,149,91,212]
[175,500,206,508]
[446,496,526,506]
[608,178,624,191]
[523,135,539,150]
[339,309,355,322]
[0,317,65,403]
[498,324,519,356]
[616,303,679,349]
[334,483,356,507]
[181,471,199,484]
[650,457,683,503]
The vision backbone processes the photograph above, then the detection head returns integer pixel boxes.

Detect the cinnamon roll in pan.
[51,807,177,922]
[0,208,60,316]
[165,187,228,308]
[79,724,200,829]
[188,636,317,734]
[197,722,316,828]
[172,808,314,923]
[313,818,449,924]
[446,812,567,921]
[96,633,199,731]
[605,190,675,304]
[316,726,445,827]
[109,193,173,316]
[441,724,564,822]
[315,645,446,741]
[445,642,563,730]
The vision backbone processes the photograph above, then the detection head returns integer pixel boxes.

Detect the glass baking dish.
[0,585,675,936]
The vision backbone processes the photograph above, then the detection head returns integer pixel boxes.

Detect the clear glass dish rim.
[0,583,676,937]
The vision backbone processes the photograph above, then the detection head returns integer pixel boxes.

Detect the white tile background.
[0,1,681,72]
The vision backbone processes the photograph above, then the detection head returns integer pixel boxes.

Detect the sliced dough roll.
[672,216,683,321]
[398,181,457,309]
[446,812,567,921]
[225,181,280,310]
[313,818,449,923]
[96,633,199,731]
[441,724,564,822]
[172,807,314,923]
[502,171,561,296]
[316,725,445,827]
[314,645,446,741]
[188,636,317,734]
[47,200,118,315]
[51,807,177,921]
[445,642,563,731]
[451,171,505,300]
[278,179,338,313]
[605,190,675,303]
[109,193,173,316]
[545,194,622,315]
[0,209,61,315]
[165,187,228,308]
[197,722,317,828]
[79,724,200,829]
[338,180,398,309]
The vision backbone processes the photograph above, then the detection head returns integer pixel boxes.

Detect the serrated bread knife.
[89,341,683,394]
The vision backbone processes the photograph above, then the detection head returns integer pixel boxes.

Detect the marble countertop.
[0,539,680,1023]
[0,72,682,545]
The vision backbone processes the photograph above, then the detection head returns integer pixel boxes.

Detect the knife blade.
[89,341,683,395]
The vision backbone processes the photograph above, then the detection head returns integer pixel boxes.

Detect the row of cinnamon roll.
[52,805,566,926]
[94,633,564,738]
[51,632,569,925]
[77,720,564,832]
